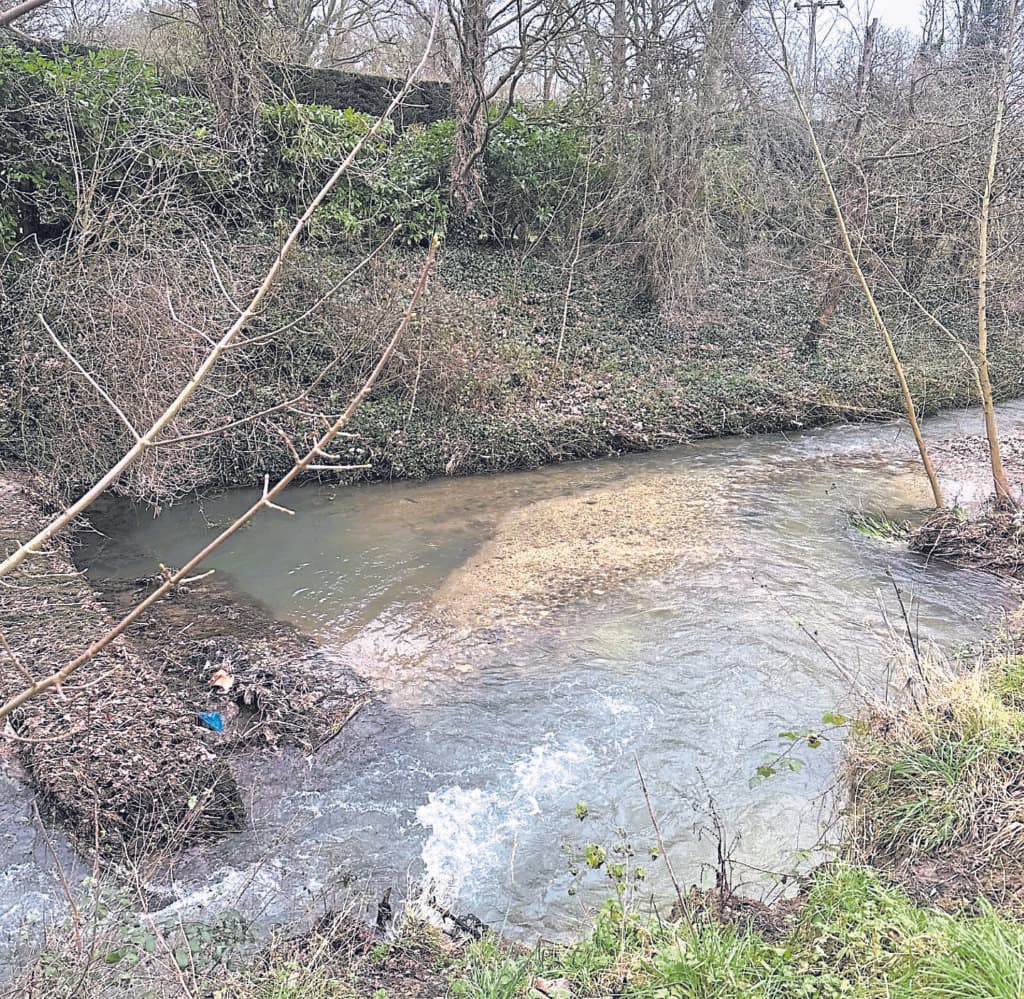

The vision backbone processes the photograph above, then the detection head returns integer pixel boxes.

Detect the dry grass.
[14,891,459,999]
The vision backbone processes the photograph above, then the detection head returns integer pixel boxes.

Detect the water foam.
[415,737,591,915]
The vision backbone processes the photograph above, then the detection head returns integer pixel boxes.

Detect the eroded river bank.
[3,402,1024,976]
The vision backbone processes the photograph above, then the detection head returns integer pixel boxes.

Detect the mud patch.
[881,848,1024,916]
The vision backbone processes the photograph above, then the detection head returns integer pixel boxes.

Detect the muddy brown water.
[3,402,1023,972]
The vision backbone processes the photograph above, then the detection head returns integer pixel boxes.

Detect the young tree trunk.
[808,18,878,351]
[698,0,736,114]
[195,0,266,149]
[450,0,487,215]
[976,0,1017,505]
[781,50,945,508]
[610,0,627,100]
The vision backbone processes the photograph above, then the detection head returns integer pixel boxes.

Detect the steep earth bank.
[4,242,1022,506]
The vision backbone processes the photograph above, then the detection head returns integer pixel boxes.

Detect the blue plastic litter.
[197,711,225,733]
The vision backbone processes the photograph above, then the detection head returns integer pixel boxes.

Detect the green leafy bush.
[1,47,591,251]
[0,44,224,247]
[483,106,592,241]
[386,108,593,244]
[258,100,389,238]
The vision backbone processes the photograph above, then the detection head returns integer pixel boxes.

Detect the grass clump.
[848,511,911,543]
[909,906,1024,998]
[847,653,1024,864]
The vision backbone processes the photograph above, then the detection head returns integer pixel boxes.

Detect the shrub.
[258,100,389,239]
[388,107,594,245]
[482,106,592,242]
[0,44,225,248]
[1,46,593,252]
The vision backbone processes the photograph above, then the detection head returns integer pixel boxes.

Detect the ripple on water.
[5,402,1020,959]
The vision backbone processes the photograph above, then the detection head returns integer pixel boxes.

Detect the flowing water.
[3,402,1023,970]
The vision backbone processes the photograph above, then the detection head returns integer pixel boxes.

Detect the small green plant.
[753,711,848,784]
[449,934,531,999]
[849,510,911,542]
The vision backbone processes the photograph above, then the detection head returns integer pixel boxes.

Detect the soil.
[880,848,1024,916]
[0,473,365,857]
[684,885,806,944]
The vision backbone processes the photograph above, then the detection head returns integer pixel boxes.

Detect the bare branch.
[0,238,438,722]
[0,0,53,28]
[0,10,440,583]
[39,314,143,443]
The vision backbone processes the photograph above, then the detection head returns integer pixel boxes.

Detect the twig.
[886,569,922,671]
[32,801,83,954]
[0,626,35,685]
[39,314,142,442]
[634,752,686,917]
[0,13,440,583]
[0,239,438,722]
[311,698,368,754]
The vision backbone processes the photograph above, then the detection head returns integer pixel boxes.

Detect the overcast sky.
[862,0,924,32]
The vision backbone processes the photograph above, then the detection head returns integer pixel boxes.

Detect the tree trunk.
[450,0,487,215]
[785,49,945,508]
[976,0,1017,504]
[611,0,627,100]
[195,0,266,150]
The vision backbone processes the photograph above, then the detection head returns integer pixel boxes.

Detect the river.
[2,401,1021,972]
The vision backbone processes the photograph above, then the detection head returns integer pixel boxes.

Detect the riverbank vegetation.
[9,623,1024,995]
[4,1,1024,508]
